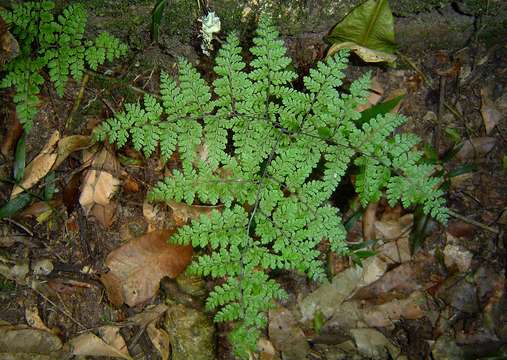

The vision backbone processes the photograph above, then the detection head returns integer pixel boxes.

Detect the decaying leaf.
[147,322,170,360]
[53,135,90,169]
[456,137,496,160]
[126,304,169,328]
[70,332,132,359]
[480,87,502,135]
[0,110,23,157]
[11,131,60,198]
[328,41,397,63]
[268,306,310,360]
[25,306,52,332]
[168,200,222,227]
[101,229,192,306]
[98,326,130,358]
[0,16,19,67]
[79,147,120,227]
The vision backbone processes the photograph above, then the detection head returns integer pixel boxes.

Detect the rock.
[32,259,54,276]
[350,328,401,360]
[443,244,472,273]
[432,335,464,360]
[298,266,362,322]
[164,303,216,360]
[268,306,310,360]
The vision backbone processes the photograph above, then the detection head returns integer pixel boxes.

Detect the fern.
[0,1,127,131]
[95,16,448,358]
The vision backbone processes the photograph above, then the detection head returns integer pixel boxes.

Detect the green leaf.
[151,0,168,43]
[445,127,461,143]
[327,0,396,63]
[44,172,56,201]
[0,193,32,220]
[448,164,476,178]
[13,134,26,183]
[358,95,404,125]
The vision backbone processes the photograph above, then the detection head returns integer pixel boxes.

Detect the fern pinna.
[95,17,447,358]
[0,1,127,131]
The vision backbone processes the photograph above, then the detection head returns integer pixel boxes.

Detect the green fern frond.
[1,1,127,131]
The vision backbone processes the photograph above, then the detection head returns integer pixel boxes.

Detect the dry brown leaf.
[101,229,192,306]
[456,137,496,161]
[70,332,133,359]
[91,202,117,228]
[168,200,222,227]
[98,326,130,358]
[11,131,60,198]
[356,76,383,112]
[79,147,121,227]
[53,135,90,169]
[143,200,172,231]
[147,322,170,360]
[0,112,22,157]
[126,304,168,327]
[374,213,413,241]
[480,87,502,135]
[25,306,52,332]
[362,202,378,241]
[123,176,140,193]
[0,324,62,354]
[258,338,278,360]
[20,198,62,218]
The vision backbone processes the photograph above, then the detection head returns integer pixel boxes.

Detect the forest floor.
[0,3,506,360]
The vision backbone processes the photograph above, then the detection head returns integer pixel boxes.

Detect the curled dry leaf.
[168,200,222,227]
[480,87,502,135]
[98,326,130,358]
[456,137,496,161]
[126,304,168,328]
[101,229,192,306]
[25,306,52,332]
[53,135,90,169]
[147,322,170,360]
[79,147,120,227]
[11,131,60,198]
[356,77,383,112]
[70,332,133,360]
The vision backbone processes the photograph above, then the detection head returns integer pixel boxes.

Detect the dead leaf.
[98,326,130,358]
[79,147,120,227]
[268,306,310,360]
[258,338,279,360]
[362,202,378,241]
[374,213,413,241]
[70,332,133,359]
[123,176,140,193]
[0,111,22,157]
[147,322,170,360]
[19,198,62,218]
[456,137,496,160]
[168,200,222,227]
[327,41,397,63]
[0,16,19,66]
[53,135,90,169]
[143,200,172,231]
[480,87,501,134]
[356,77,383,112]
[25,306,52,332]
[126,304,168,327]
[101,229,192,306]
[361,291,426,327]
[11,131,60,198]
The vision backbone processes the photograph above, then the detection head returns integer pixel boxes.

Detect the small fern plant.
[0,1,127,131]
[94,17,448,358]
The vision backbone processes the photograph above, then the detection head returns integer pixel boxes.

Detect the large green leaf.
[327,0,396,62]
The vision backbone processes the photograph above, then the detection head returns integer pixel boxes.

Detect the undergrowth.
[0,1,127,131]
[94,17,448,358]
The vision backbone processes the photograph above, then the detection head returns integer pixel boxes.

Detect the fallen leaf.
[0,16,19,66]
[456,137,496,160]
[0,111,23,157]
[328,41,397,63]
[98,326,130,358]
[20,198,62,218]
[123,176,140,193]
[147,322,170,360]
[53,135,90,169]
[70,332,133,359]
[268,306,310,360]
[480,87,501,134]
[374,213,413,241]
[79,147,120,227]
[11,131,60,198]
[258,338,279,360]
[25,306,52,332]
[362,202,378,241]
[126,304,168,327]
[168,200,222,227]
[143,200,172,231]
[101,229,192,306]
